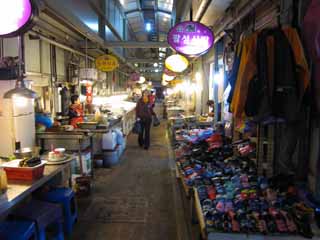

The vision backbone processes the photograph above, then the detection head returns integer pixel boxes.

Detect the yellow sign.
[95,54,119,72]
[170,79,183,85]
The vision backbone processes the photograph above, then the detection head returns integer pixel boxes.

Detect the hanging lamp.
[2,0,37,99]
[3,36,37,99]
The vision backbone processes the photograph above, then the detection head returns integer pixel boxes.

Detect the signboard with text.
[95,54,119,72]
[167,21,214,57]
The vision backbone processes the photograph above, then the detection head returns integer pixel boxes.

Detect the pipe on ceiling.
[104,41,170,48]
[38,1,134,70]
[29,30,95,61]
[127,59,164,63]
[194,0,213,22]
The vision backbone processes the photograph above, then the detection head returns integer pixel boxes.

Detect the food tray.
[2,160,46,181]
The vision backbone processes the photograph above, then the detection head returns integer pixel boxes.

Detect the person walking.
[136,90,155,150]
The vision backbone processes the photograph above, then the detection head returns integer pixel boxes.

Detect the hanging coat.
[230,33,258,118]
[303,0,320,113]
[232,27,309,120]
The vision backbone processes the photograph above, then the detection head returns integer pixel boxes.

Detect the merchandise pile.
[174,129,317,238]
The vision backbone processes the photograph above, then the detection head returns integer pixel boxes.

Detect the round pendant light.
[165,54,189,73]
[162,73,175,81]
[138,76,146,84]
[0,0,35,37]
[162,81,168,86]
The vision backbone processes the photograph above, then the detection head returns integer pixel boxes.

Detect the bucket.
[102,145,120,167]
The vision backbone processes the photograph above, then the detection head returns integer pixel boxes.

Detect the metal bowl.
[14,147,33,159]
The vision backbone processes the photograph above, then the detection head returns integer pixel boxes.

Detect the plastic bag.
[132,121,142,134]
[153,116,160,127]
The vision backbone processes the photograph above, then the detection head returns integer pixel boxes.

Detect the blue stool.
[11,199,64,240]
[40,188,77,235]
[0,220,37,240]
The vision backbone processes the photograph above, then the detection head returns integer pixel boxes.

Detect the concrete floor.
[71,124,190,240]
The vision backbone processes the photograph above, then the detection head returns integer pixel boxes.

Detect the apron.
[70,104,84,128]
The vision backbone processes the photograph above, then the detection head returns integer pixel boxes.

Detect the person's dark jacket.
[136,99,155,120]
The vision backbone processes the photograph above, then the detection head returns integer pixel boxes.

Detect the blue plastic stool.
[0,220,37,240]
[11,199,64,240]
[40,188,77,235]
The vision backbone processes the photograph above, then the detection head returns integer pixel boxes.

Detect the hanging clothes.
[245,29,274,118]
[231,26,309,121]
[230,32,258,118]
[227,42,243,105]
[303,0,320,113]
[273,27,309,121]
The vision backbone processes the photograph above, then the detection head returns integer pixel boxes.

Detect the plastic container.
[102,145,119,167]
[102,131,117,150]
[113,128,124,145]
[71,151,92,175]
[2,160,46,181]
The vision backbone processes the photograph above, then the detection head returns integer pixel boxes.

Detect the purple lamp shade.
[168,21,214,57]
[0,0,33,36]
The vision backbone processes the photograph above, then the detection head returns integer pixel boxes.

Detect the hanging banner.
[95,54,119,72]
[167,21,214,57]
[0,0,35,37]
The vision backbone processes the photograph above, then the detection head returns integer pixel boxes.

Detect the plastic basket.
[2,160,46,181]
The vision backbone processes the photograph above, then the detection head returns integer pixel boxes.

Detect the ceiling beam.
[133,30,168,35]
[194,0,212,22]
[126,9,172,16]
[104,41,169,48]
[88,0,122,41]
[138,67,162,71]
[126,59,164,63]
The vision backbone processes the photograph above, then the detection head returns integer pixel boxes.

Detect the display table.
[36,131,93,175]
[0,159,74,216]
[193,188,320,240]
[176,162,192,198]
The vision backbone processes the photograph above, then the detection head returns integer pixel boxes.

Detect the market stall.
[0,157,74,216]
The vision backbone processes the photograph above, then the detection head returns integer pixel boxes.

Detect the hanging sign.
[0,0,35,37]
[165,54,189,73]
[86,83,93,104]
[167,21,214,57]
[95,54,119,72]
[130,72,140,81]
[170,79,183,85]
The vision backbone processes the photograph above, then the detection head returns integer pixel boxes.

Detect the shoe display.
[173,127,316,237]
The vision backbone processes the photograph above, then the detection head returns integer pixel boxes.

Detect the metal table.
[0,159,74,216]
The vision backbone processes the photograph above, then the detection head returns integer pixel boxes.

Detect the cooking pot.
[14,147,33,159]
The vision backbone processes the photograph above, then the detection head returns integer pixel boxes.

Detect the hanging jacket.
[232,27,309,120]
[227,42,243,105]
[245,29,274,118]
[303,0,320,113]
[230,33,258,118]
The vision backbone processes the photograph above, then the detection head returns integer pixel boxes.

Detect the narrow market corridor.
[72,124,182,240]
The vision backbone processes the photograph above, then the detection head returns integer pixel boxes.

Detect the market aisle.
[72,124,181,240]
